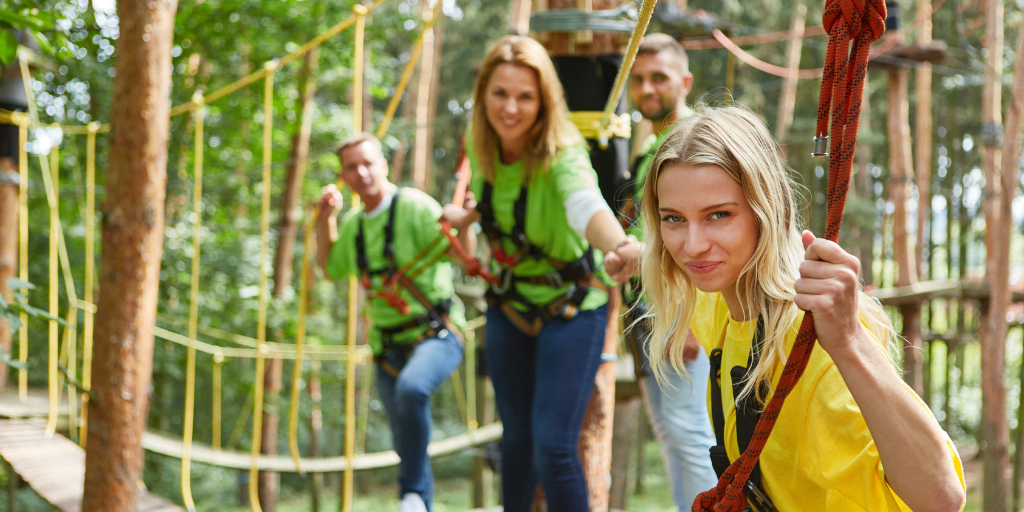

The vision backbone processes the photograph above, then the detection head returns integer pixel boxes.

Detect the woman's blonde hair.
[641,105,896,405]
[471,35,582,182]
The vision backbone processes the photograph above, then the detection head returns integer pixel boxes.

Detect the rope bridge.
[0,3,493,511]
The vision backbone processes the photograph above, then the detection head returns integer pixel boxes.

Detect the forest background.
[1,0,1024,509]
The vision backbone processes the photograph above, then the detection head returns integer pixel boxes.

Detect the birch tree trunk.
[81,0,177,509]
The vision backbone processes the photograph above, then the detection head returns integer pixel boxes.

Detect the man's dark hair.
[637,33,689,73]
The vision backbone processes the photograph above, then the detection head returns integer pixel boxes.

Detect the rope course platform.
[0,419,183,512]
[868,278,1024,307]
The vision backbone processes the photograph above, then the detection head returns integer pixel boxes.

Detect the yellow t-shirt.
[689,291,965,511]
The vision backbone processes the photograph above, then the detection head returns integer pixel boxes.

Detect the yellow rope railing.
[16,114,28,403]
[343,6,368,510]
[181,91,205,512]
[47,146,59,438]
[212,351,224,451]
[248,61,277,512]
[287,211,315,474]
[168,0,390,119]
[375,0,445,139]
[80,122,98,447]
[596,0,658,148]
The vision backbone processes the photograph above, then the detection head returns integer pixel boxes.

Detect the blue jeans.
[376,330,464,512]
[644,350,719,511]
[486,304,608,512]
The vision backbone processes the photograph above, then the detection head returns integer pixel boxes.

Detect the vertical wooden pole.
[887,67,923,395]
[411,0,437,192]
[980,0,1009,507]
[609,395,639,510]
[0,156,17,393]
[775,0,805,145]
[81,0,178,507]
[914,0,933,278]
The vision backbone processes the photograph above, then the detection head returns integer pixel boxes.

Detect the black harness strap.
[477,180,607,335]
[709,314,772,510]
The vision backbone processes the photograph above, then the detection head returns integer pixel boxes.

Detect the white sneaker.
[399,492,427,512]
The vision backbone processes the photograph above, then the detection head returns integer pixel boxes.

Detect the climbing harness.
[356,188,459,377]
[707,316,773,512]
[477,182,608,336]
[693,1,886,510]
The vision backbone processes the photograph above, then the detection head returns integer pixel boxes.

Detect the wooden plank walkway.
[0,418,183,512]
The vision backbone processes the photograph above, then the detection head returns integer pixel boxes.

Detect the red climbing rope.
[692,1,885,510]
[440,137,501,286]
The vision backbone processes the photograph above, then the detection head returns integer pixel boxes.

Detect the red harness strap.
[440,136,501,286]
[692,1,885,510]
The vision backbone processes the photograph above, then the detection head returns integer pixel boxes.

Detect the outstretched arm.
[444,191,479,263]
[795,231,965,512]
[316,185,344,279]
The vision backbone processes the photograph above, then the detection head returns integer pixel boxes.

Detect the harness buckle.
[548,271,564,288]
[492,267,514,295]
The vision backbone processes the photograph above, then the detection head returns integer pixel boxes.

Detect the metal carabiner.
[491,268,514,295]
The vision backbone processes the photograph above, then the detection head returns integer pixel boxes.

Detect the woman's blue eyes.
[659,211,731,223]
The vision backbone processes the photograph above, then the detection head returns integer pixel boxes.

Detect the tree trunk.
[980,0,1009,508]
[855,82,873,286]
[272,47,319,298]
[0,157,17,393]
[262,45,320,512]
[422,16,445,195]
[914,0,932,278]
[988,4,1024,511]
[609,396,639,510]
[309,359,323,512]
[886,68,923,395]
[81,0,177,509]
[411,0,439,192]
[775,0,805,145]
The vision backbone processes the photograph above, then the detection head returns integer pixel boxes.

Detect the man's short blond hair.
[637,33,689,74]
[336,132,383,160]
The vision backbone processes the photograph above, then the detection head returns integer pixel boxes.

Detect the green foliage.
[0,1,69,65]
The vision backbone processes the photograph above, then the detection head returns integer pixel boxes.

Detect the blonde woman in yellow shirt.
[605,105,965,511]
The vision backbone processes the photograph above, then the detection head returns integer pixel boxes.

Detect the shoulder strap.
[510,186,529,248]
[355,188,403,275]
[708,315,766,484]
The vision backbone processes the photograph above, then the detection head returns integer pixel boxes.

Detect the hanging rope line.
[343,8,368,511]
[692,1,886,510]
[375,0,445,139]
[80,122,98,447]
[700,0,943,81]
[247,60,278,512]
[180,91,205,512]
[597,0,658,146]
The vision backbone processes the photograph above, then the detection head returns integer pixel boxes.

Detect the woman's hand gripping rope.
[439,142,501,286]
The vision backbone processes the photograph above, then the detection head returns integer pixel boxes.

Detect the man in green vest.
[316,133,474,512]
[622,33,718,511]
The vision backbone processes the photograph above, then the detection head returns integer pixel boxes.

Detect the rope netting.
[1,2,490,511]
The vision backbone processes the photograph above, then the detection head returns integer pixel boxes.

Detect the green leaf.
[6,278,35,290]
[1,311,22,332]
[0,30,17,66]
[0,292,8,311]
[0,350,28,371]
[32,31,52,55]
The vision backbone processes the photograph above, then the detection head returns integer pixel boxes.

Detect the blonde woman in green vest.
[442,35,639,511]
